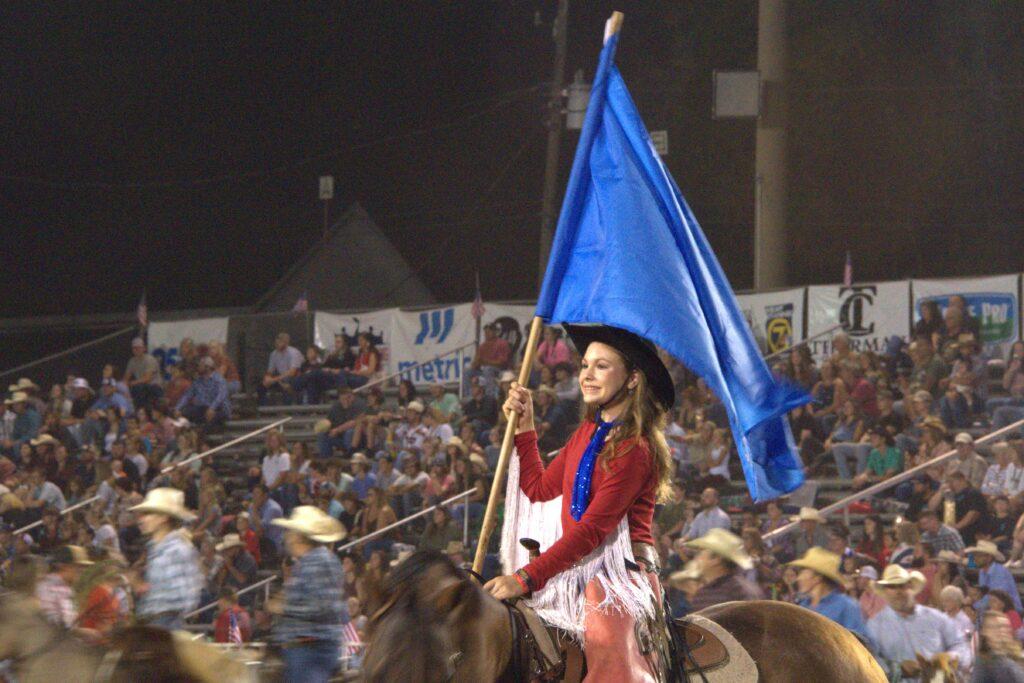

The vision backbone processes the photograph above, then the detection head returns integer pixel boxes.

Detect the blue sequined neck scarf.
[569,411,618,521]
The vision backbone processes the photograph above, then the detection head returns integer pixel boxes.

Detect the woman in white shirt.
[261,429,291,490]
[982,441,1020,496]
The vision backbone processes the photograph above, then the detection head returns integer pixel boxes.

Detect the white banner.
[313,309,396,372]
[735,288,805,355]
[912,274,1020,357]
[806,282,910,360]
[148,317,229,369]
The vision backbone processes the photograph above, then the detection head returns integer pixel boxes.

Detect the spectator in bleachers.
[357,487,396,559]
[248,484,284,560]
[946,433,989,488]
[840,362,878,418]
[685,528,763,611]
[464,323,511,396]
[214,533,258,597]
[534,326,571,373]
[374,455,399,493]
[853,427,903,491]
[350,388,385,452]
[390,458,428,518]
[792,507,829,558]
[827,400,870,480]
[918,509,966,555]
[349,454,376,501]
[855,515,890,568]
[421,409,453,448]
[343,332,381,390]
[989,341,1024,417]
[973,610,1024,681]
[208,341,241,396]
[259,332,304,406]
[908,338,947,398]
[929,471,988,547]
[3,392,40,457]
[680,487,730,543]
[534,385,571,454]
[915,301,944,342]
[854,566,887,621]
[461,379,497,436]
[982,495,1015,559]
[35,544,93,630]
[969,540,1024,613]
[392,400,428,458]
[213,589,252,643]
[124,337,163,411]
[322,333,355,387]
[982,442,1021,497]
[317,387,364,459]
[289,345,328,405]
[426,382,460,424]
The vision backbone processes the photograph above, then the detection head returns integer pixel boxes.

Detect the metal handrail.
[14,417,291,536]
[763,415,1024,541]
[348,341,476,396]
[763,324,842,362]
[335,487,476,555]
[185,488,477,620]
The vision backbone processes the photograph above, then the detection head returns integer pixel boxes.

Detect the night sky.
[2,2,1022,322]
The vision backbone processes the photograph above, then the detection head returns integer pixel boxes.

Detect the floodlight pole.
[538,0,570,287]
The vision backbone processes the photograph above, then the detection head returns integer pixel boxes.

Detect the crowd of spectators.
[6,304,1024,678]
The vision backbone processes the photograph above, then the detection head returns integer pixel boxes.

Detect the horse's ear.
[433,580,473,615]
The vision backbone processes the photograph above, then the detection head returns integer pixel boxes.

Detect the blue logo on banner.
[414,308,455,345]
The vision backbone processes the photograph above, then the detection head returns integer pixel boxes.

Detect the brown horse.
[362,551,886,682]
[0,591,249,682]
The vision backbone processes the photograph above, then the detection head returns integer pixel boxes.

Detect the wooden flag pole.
[471,11,625,576]
[471,315,545,574]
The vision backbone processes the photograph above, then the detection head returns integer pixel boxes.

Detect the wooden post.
[471,315,545,574]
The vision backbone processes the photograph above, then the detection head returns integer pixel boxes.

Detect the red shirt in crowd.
[514,425,656,591]
[214,605,253,643]
[79,584,121,634]
[476,337,511,368]
[241,528,261,565]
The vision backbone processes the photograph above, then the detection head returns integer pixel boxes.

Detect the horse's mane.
[363,550,477,683]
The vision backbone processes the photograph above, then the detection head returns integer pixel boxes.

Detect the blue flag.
[536,31,810,501]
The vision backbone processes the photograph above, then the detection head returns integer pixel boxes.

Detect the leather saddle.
[671,617,729,673]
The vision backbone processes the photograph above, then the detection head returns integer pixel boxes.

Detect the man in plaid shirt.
[36,545,92,629]
[918,509,966,554]
[270,506,347,683]
[130,488,202,630]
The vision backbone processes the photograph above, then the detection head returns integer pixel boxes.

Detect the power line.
[0,84,546,192]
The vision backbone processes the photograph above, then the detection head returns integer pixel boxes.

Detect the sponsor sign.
[735,288,805,354]
[148,317,230,370]
[806,281,910,360]
[912,274,1019,356]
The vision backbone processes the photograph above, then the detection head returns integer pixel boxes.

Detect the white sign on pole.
[148,317,230,370]
[649,130,669,156]
[912,274,1020,357]
[318,175,334,200]
[806,281,910,360]
[735,288,805,355]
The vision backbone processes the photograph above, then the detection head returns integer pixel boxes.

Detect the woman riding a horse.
[484,324,675,683]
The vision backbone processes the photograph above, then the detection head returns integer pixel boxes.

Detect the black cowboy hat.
[563,324,675,410]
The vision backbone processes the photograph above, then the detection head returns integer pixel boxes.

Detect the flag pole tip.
[604,12,624,43]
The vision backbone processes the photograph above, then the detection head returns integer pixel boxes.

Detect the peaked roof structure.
[256,202,436,311]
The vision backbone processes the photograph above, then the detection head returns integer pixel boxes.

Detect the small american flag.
[471,271,485,320]
[842,251,853,288]
[342,620,362,655]
[228,609,243,644]
[137,290,148,329]
[292,292,309,312]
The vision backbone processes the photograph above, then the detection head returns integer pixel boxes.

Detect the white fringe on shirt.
[499,449,656,641]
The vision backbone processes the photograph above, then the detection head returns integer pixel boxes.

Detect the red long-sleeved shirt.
[514,425,657,591]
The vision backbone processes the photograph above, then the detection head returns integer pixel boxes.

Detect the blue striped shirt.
[274,546,345,644]
[139,531,202,617]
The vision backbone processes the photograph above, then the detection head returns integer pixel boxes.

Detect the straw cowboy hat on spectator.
[446,436,469,457]
[790,507,826,523]
[30,434,58,448]
[935,550,962,565]
[130,487,197,521]
[668,560,702,589]
[350,452,371,466]
[407,401,426,414]
[871,564,926,594]
[788,547,847,587]
[855,566,878,581]
[921,416,947,435]
[498,371,516,384]
[4,392,28,406]
[313,419,332,435]
[8,378,39,393]
[272,505,347,543]
[684,528,753,570]
[468,453,488,472]
[215,533,244,552]
[53,545,93,567]
[965,539,1005,563]
[391,549,414,568]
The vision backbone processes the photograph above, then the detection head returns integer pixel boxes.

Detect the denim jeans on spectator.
[317,429,353,459]
[283,641,339,683]
[180,403,227,428]
[129,383,163,411]
[832,443,871,480]
[986,396,1024,413]
[362,536,393,561]
[257,380,295,406]
[289,369,336,404]
[225,379,241,395]
[452,502,483,525]
[339,372,369,390]
[993,405,1024,430]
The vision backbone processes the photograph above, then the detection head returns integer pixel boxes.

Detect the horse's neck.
[4,600,102,683]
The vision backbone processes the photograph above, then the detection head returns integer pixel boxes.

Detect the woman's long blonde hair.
[583,361,673,502]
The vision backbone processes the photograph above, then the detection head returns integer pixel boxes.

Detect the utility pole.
[538,0,570,287]
[754,0,787,289]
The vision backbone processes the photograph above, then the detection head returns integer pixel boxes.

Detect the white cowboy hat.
[390,549,414,567]
[790,507,826,524]
[965,540,1005,563]
[684,528,753,570]
[4,392,29,406]
[668,560,702,588]
[130,487,197,521]
[350,452,371,466]
[271,505,347,543]
[407,401,425,414]
[871,564,926,595]
[9,378,39,392]
[29,434,59,448]
[215,533,244,552]
[445,436,469,456]
[787,547,847,587]
[70,377,94,394]
[935,550,962,564]
[498,370,516,384]
[468,453,488,471]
